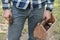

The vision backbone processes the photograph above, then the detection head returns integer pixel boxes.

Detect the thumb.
[10,13,12,17]
[6,17,9,21]
[43,15,46,20]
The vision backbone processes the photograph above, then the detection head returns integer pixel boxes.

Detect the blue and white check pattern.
[2,0,54,11]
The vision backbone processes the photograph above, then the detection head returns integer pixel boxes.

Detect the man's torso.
[12,0,46,9]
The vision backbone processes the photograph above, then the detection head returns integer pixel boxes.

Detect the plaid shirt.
[2,0,54,11]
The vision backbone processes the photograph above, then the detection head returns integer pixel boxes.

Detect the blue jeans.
[8,5,44,40]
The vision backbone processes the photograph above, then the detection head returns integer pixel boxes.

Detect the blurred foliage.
[52,0,60,35]
[0,1,6,24]
[0,33,6,40]
[0,1,2,16]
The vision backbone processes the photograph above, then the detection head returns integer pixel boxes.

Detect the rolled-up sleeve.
[46,0,54,12]
[1,0,11,10]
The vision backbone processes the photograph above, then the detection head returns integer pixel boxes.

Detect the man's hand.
[43,10,52,21]
[3,9,12,21]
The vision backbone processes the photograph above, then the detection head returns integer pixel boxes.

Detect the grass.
[53,0,60,34]
[51,0,60,39]
[0,1,2,16]
[0,33,6,40]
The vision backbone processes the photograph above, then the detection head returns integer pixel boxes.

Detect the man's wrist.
[3,9,11,10]
[3,7,11,11]
[3,9,11,14]
[46,7,52,12]
[45,10,52,14]
[2,7,11,10]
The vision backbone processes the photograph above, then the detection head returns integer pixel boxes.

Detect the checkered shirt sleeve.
[46,0,54,11]
[1,0,11,9]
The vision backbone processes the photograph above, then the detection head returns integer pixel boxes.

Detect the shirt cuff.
[2,3,11,10]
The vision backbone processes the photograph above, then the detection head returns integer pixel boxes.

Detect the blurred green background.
[0,0,60,40]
